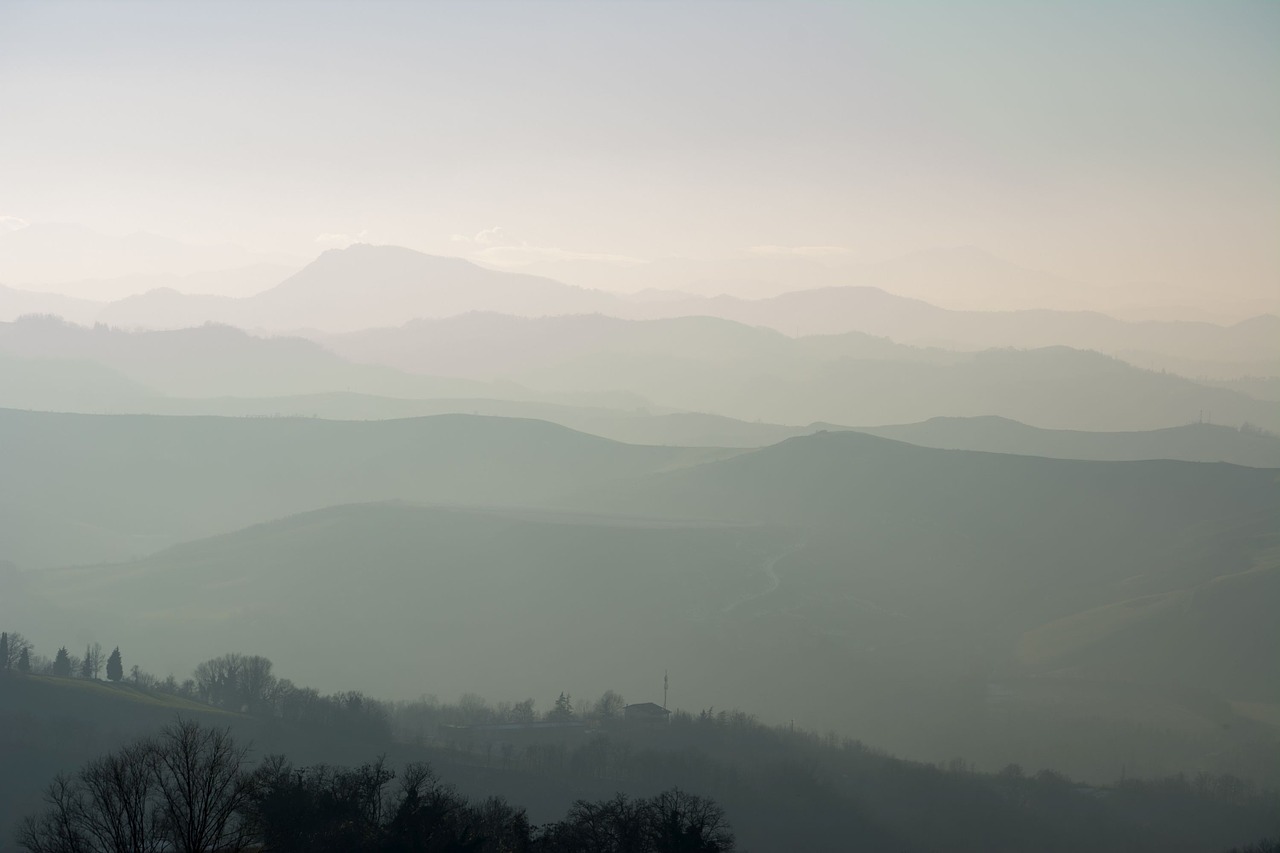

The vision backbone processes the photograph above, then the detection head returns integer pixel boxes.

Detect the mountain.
[0,350,159,414]
[234,244,622,331]
[318,313,1280,432]
[5,313,1275,436]
[630,289,1280,373]
[0,408,733,570]
[574,430,1280,700]
[0,315,532,401]
[857,416,1280,468]
[0,283,102,325]
[13,242,1274,382]
[319,312,883,380]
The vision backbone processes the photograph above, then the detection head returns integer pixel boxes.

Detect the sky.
[0,0,1276,308]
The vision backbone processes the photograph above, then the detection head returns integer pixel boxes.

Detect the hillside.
[635,287,1280,369]
[0,315,498,400]
[0,409,733,569]
[315,313,1280,432]
[858,417,1280,468]
[13,435,1279,783]
[17,502,793,718]
[3,671,1276,853]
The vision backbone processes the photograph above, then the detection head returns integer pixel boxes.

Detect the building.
[624,702,671,725]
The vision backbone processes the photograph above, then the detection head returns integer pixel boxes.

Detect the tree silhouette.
[1,631,32,672]
[17,719,255,853]
[593,690,626,722]
[52,647,72,678]
[106,647,123,682]
[17,646,30,673]
[549,692,575,722]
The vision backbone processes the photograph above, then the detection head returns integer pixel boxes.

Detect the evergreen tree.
[17,647,30,673]
[52,647,72,678]
[80,645,94,679]
[0,632,7,672]
[106,647,123,682]
[549,692,576,721]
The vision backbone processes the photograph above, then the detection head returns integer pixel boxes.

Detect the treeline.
[18,718,733,852]
[1,633,124,683]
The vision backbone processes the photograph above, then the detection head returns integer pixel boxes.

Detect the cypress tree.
[17,647,30,673]
[0,632,8,672]
[106,647,123,682]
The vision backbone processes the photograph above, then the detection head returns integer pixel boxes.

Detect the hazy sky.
[1,1,1276,303]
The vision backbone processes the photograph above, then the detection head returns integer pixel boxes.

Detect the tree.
[17,719,255,853]
[52,647,72,678]
[81,643,103,680]
[648,788,734,852]
[539,789,735,852]
[549,692,575,722]
[18,646,31,673]
[149,719,255,853]
[193,653,279,714]
[1,630,31,672]
[593,690,626,722]
[106,647,123,682]
[512,698,536,724]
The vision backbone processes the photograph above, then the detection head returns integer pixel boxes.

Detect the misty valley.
[2,246,1278,852]
[2,2,1279,850]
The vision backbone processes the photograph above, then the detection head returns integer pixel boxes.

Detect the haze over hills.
[0,315,641,410]
[4,244,1276,385]
[380,317,1275,432]
[6,311,1275,433]
[11,428,1277,785]
[4,4,1279,851]
[854,417,1280,468]
[0,408,733,571]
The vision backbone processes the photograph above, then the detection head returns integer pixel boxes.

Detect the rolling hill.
[13,433,1278,783]
[0,409,734,569]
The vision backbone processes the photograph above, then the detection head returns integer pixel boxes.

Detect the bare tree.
[83,643,103,680]
[148,719,255,853]
[2,631,33,672]
[648,788,734,852]
[75,743,162,853]
[192,653,278,714]
[16,719,255,853]
[16,775,89,853]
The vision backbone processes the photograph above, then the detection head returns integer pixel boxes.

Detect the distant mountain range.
[3,314,1278,435]
[318,313,1280,432]
[2,244,1275,378]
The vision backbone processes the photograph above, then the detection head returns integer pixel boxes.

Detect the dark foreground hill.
[0,408,733,569]
[2,668,1277,853]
